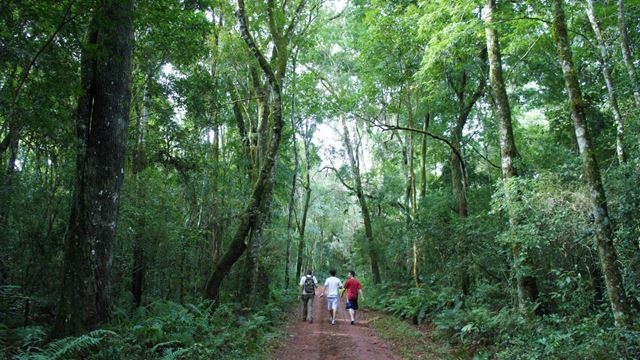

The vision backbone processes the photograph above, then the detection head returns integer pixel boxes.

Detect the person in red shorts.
[342,270,364,325]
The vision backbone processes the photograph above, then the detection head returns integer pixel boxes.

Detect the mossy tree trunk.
[484,0,538,311]
[552,0,630,327]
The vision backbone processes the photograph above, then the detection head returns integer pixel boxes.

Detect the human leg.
[346,299,358,324]
[327,296,338,324]
[307,295,314,322]
[302,295,308,321]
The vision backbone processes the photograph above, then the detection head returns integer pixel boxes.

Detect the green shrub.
[11,298,290,360]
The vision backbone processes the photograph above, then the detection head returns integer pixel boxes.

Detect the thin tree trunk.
[484,0,537,311]
[586,0,625,164]
[617,0,640,108]
[552,0,630,327]
[342,117,381,284]
[295,125,312,281]
[407,110,419,287]
[285,51,300,290]
[285,127,299,290]
[131,88,149,308]
[419,113,429,200]
[447,48,486,295]
[54,0,133,336]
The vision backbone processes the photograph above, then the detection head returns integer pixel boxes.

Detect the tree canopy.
[1,0,640,358]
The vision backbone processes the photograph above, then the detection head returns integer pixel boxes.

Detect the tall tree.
[54,0,134,336]
[585,0,626,164]
[617,0,640,108]
[341,116,381,285]
[484,0,538,311]
[204,0,307,303]
[295,118,313,282]
[552,0,630,327]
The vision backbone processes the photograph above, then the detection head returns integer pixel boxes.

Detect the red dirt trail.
[272,289,400,360]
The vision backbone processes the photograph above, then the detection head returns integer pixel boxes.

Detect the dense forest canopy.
[1,0,640,358]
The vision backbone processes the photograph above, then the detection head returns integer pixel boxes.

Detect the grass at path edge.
[367,311,463,360]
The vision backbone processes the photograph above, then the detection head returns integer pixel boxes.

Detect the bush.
[10,298,290,360]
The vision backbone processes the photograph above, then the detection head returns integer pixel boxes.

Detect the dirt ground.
[272,289,400,360]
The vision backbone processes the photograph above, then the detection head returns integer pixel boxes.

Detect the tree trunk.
[407,112,419,287]
[204,0,291,302]
[131,85,150,308]
[617,0,640,108]
[447,49,485,295]
[284,53,300,290]
[552,0,630,327]
[342,117,381,284]
[54,0,133,336]
[451,114,469,217]
[295,125,312,281]
[419,113,429,200]
[586,0,625,164]
[285,132,298,290]
[484,0,538,311]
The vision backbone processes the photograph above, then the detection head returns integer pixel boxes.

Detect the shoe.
[351,320,354,325]
[331,319,335,325]
[309,319,313,324]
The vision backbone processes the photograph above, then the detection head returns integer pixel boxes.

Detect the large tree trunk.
[617,0,640,108]
[552,0,630,327]
[244,85,273,307]
[204,0,291,302]
[586,0,626,164]
[53,0,133,336]
[484,0,538,311]
[342,117,381,284]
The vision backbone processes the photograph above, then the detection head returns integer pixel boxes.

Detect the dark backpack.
[303,276,316,294]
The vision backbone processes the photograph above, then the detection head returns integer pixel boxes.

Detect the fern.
[15,329,118,360]
[161,347,193,360]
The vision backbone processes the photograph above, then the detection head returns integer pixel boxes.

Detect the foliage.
[8,297,292,360]
[2,0,640,358]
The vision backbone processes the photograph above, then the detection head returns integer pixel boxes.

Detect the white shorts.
[327,295,338,310]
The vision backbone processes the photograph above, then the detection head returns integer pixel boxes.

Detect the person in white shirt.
[299,269,318,323]
[320,269,343,325]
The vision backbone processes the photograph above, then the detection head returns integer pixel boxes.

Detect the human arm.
[320,279,327,297]
[358,288,364,301]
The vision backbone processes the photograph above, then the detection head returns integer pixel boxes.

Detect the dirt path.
[272,289,400,360]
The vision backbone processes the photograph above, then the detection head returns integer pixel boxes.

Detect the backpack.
[303,276,316,294]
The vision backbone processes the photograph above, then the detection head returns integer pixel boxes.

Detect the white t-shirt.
[324,276,342,297]
[299,275,318,294]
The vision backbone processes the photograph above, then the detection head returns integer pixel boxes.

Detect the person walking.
[342,270,364,325]
[299,269,318,323]
[320,269,342,325]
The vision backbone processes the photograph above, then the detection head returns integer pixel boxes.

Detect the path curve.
[272,289,400,360]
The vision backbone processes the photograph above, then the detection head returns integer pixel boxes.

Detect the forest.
[1,0,640,358]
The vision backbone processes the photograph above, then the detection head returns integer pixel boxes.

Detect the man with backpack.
[299,269,318,323]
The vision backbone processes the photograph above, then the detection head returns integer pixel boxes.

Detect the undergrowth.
[370,283,640,359]
[368,313,456,360]
[1,292,294,360]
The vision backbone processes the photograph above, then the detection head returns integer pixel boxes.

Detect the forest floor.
[271,291,399,360]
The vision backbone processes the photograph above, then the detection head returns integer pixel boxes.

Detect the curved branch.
[236,0,278,89]
[370,121,467,179]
